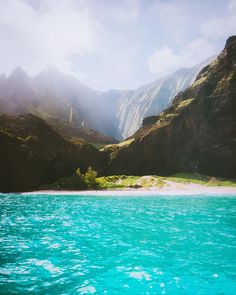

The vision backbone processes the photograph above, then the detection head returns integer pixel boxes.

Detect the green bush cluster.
[83,167,98,189]
[96,176,125,189]
[75,166,98,189]
[96,175,166,190]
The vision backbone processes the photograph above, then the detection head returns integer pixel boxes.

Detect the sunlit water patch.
[0,194,236,294]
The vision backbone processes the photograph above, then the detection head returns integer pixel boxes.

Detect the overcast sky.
[0,0,235,90]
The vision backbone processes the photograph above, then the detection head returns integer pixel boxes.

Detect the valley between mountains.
[0,36,235,192]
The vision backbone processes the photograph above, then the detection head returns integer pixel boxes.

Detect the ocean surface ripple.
[0,194,236,294]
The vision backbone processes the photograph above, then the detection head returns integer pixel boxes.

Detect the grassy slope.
[167,173,236,187]
[40,173,236,191]
[96,173,236,190]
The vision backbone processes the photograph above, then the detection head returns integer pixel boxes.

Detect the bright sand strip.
[23,181,236,196]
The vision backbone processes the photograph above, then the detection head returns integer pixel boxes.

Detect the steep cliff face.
[0,114,107,192]
[99,58,213,140]
[107,36,236,178]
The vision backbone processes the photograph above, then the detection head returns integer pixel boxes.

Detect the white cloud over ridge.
[148,38,216,76]
[0,0,235,89]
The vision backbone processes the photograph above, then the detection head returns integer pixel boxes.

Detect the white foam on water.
[129,271,151,281]
[32,259,61,274]
[79,286,96,294]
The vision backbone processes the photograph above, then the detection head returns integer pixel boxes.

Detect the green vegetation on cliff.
[40,172,236,191]
[168,173,236,187]
[96,174,236,190]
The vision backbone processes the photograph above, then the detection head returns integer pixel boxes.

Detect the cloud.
[148,38,216,76]
[0,0,100,76]
[201,0,236,41]
[148,0,236,77]
[0,0,235,89]
[147,0,199,45]
[0,0,143,89]
[148,46,181,75]
[100,0,141,23]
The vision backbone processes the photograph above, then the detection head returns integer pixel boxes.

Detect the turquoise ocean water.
[0,193,236,294]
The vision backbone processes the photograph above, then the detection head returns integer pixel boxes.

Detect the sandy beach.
[22,181,236,196]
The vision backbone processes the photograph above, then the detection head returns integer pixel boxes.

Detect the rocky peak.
[8,66,29,83]
[225,35,236,48]
[222,35,236,66]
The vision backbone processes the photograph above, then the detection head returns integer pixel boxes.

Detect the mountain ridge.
[106,36,236,178]
[0,58,214,141]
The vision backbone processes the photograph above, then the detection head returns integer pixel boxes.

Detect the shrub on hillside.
[83,166,98,189]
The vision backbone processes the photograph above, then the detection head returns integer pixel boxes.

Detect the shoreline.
[19,182,236,196]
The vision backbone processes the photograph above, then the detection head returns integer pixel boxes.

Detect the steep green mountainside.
[106,36,236,178]
[0,114,108,192]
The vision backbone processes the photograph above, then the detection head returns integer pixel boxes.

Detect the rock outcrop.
[107,36,236,178]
